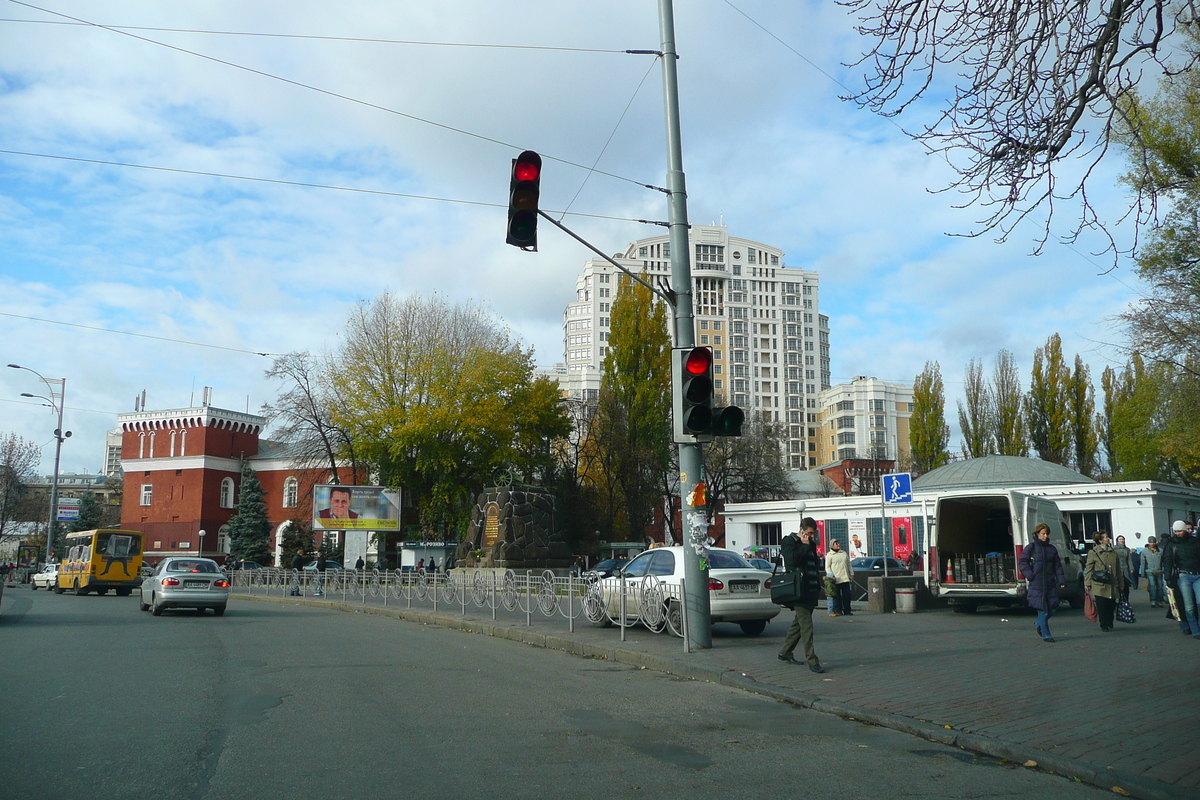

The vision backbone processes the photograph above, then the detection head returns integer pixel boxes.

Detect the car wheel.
[1067,594,1085,610]
[213,606,226,617]
[53,583,64,594]
[151,594,164,616]
[139,596,150,612]
[96,588,109,596]
[116,588,131,597]
[30,582,37,591]
[739,619,768,636]
[665,601,683,636]
[952,603,978,614]
[74,580,86,596]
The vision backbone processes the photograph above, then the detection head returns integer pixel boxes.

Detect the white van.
[927,489,1085,613]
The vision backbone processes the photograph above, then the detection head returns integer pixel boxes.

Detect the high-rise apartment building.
[559,225,830,469]
[815,376,914,465]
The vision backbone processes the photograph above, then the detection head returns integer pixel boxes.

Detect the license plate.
[730,580,758,594]
[184,580,206,588]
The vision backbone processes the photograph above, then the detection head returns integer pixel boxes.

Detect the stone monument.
[455,486,572,570]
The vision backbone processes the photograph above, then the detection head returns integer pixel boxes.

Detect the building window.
[283,476,299,508]
[140,484,152,506]
[220,477,235,509]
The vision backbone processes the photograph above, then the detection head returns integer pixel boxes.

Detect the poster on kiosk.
[891,517,913,564]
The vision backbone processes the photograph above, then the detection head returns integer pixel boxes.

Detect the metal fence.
[228,568,690,646]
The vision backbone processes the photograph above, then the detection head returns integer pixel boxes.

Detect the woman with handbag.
[1019,522,1065,642]
[1085,530,1126,632]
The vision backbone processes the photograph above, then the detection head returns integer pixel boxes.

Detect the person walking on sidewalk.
[1085,531,1125,632]
[1019,522,1065,642]
[778,517,825,673]
[825,538,853,617]
[1164,519,1200,638]
[1141,537,1164,608]
[290,550,305,596]
[1114,535,1133,602]
[314,551,327,596]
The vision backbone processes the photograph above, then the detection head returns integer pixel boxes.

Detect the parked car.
[228,560,265,571]
[746,557,776,571]
[30,563,59,590]
[139,557,230,616]
[851,557,911,575]
[590,547,779,635]
[303,561,343,571]
[585,558,632,579]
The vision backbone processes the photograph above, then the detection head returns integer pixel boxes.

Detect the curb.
[231,593,1187,800]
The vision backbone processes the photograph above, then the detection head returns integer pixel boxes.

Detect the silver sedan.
[139,557,229,616]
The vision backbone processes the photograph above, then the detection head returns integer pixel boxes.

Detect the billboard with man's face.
[312,485,401,531]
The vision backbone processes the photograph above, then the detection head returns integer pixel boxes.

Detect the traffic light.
[712,404,744,437]
[506,150,541,250]
[673,346,714,442]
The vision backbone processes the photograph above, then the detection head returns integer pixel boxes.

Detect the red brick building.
[118,405,354,565]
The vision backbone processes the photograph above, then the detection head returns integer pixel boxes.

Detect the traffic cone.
[945,559,955,584]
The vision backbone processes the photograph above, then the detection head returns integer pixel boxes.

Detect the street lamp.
[9,364,69,566]
[198,529,206,557]
[795,500,806,535]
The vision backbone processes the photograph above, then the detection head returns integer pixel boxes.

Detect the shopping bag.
[1116,600,1136,624]
[1083,592,1098,623]
[1167,586,1182,622]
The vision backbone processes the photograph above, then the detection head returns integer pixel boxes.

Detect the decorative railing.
[227,568,689,643]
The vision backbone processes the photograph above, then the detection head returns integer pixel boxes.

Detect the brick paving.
[231,581,1198,799]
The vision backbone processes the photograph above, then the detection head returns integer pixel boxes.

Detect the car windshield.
[708,551,752,570]
[167,560,219,573]
[851,558,874,569]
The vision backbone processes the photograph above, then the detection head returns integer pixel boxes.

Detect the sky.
[0,0,1147,477]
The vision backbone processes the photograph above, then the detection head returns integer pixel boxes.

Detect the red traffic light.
[684,347,711,376]
[514,159,540,182]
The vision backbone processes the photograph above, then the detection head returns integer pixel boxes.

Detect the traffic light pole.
[658,0,711,649]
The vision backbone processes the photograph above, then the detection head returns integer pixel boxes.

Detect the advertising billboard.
[312,485,401,531]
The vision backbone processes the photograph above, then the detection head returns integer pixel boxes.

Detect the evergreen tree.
[226,466,272,564]
[1025,334,1073,465]
[278,519,314,567]
[68,491,104,532]
[910,361,950,474]
[991,349,1027,457]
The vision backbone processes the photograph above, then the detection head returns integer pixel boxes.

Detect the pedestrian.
[417,558,425,572]
[314,550,327,596]
[290,550,305,596]
[1085,531,1125,632]
[1128,541,1141,592]
[354,556,365,571]
[1019,522,1066,642]
[825,538,854,617]
[1142,536,1165,608]
[1163,519,1200,638]
[777,517,825,673]
[1114,535,1133,602]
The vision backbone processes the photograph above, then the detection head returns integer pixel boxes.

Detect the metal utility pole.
[9,364,68,565]
[658,0,711,649]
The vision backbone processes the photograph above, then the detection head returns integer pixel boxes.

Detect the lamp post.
[9,364,69,566]
[795,500,806,544]
[198,529,206,557]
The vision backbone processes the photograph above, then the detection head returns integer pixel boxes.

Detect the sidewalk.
[231,586,1198,800]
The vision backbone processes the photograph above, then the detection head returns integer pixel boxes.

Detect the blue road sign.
[882,473,913,504]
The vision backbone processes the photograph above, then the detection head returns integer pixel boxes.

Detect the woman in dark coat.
[1019,522,1066,642]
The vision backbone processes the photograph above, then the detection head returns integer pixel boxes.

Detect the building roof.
[912,455,1095,490]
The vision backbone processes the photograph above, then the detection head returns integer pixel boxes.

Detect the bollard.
[680,578,690,654]
[491,570,496,621]
[568,573,574,634]
[620,572,627,642]
[526,571,531,627]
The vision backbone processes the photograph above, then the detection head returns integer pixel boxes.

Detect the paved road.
[217,574,1199,798]
[1,587,1114,800]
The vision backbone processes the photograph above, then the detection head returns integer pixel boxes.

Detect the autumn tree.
[589,275,672,542]
[1026,334,1073,465]
[0,433,40,547]
[263,351,362,483]
[330,294,568,536]
[957,358,993,459]
[843,0,1195,253]
[911,361,950,474]
[991,349,1028,457]
[1069,355,1100,477]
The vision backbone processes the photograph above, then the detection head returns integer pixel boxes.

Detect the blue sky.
[1,0,1143,475]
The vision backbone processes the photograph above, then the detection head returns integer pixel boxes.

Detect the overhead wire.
[8,1,662,192]
[0,311,277,357]
[0,149,649,223]
[0,17,630,53]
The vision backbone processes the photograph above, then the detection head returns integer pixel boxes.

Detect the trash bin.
[895,586,917,613]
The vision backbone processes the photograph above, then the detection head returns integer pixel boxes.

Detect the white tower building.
[560,225,830,470]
